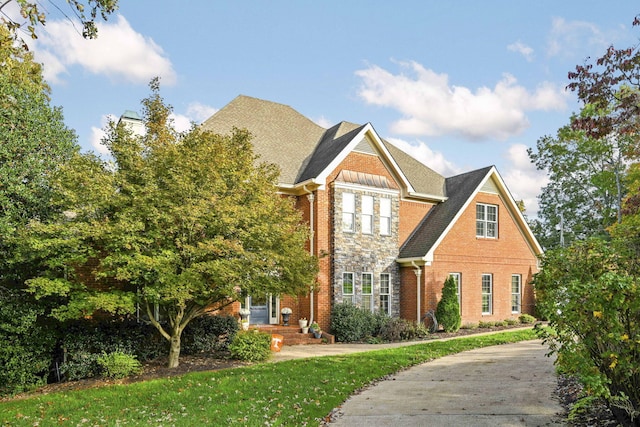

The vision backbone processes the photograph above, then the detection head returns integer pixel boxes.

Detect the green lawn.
[0,329,538,426]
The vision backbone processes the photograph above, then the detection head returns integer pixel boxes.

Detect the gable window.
[476,203,498,238]
[449,273,461,314]
[361,195,373,234]
[380,273,390,315]
[511,274,522,313]
[342,193,355,232]
[380,198,391,236]
[361,272,373,312]
[481,274,493,315]
[342,272,355,303]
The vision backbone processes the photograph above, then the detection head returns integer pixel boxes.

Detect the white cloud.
[546,17,609,58]
[314,115,333,128]
[170,113,192,133]
[501,143,548,217]
[385,137,461,177]
[186,103,218,123]
[355,61,568,141]
[32,15,176,85]
[507,41,534,62]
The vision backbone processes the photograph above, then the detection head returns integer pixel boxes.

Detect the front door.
[249,294,269,325]
[246,293,280,325]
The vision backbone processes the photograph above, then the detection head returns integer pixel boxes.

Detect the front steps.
[255,325,334,345]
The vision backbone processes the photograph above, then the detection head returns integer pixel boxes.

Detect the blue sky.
[13,1,640,216]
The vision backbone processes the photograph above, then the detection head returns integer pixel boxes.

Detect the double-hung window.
[476,203,498,238]
[380,273,390,315]
[511,274,522,313]
[361,273,373,312]
[342,193,355,232]
[380,198,391,236]
[342,272,355,303]
[449,273,461,313]
[361,195,373,234]
[481,274,493,315]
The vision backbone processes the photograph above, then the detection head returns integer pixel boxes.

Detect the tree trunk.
[167,333,181,368]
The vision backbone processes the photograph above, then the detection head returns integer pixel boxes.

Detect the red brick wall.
[399,200,433,245]
[399,191,539,324]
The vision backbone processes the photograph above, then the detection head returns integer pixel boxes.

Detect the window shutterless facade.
[380,273,390,315]
[511,274,522,313]
[361,272,373,312]
[361,195,373,234]
[449,272,461,313]
[476,203,498,238]
[481,274,493,314]
[380,197,391,236]
[342,193,355,232]
[342,272,355,303]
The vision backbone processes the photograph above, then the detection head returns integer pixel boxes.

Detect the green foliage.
[97,351,142,379]
[504,318,519,326]
[478,321,495,328]
[378,317,429,341]
[435,276,461,332]
[461,322,478,330]
[59,318,165,380]
[17,81,317,368]
[228,330,271,362]
[330,303,382,342]
[534,238,640,421]
[518,314,536,324]
[182,314,239,354]
[527,118,629,249]
[0,288,57,395]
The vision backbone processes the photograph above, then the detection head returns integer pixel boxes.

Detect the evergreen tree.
[435,276,461,333]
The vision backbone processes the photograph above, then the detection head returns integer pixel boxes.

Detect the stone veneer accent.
[332,184,401,317]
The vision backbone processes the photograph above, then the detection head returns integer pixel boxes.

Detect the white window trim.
[476,203,498,239]
[361,195,374,235]
[449,273,461,314]
[380,198,392,236]
[361,272,373,312]
[342,193,355,232]
[482,274,493,315]
[511,274,522,314]
[380,273,391,315]
[342,272,355,304]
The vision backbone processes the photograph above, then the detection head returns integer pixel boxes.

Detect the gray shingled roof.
[201,95,326,185]
[399,166,493,259]
[201,95,446,199]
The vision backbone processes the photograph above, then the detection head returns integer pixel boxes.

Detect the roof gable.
[398,166,542,264]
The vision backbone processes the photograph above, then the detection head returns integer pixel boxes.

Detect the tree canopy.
[19,80,318,367]
[1,0,118,41]
[0,25,77,286]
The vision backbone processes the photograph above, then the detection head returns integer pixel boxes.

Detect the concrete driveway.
[327,340,563,427]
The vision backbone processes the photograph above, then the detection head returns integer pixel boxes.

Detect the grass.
[0,328,538,426]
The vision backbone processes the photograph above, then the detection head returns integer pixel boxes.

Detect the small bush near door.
[229,330,271,362]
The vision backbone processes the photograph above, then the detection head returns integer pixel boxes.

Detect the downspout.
[411,261,422,323]
[303,186,315,324]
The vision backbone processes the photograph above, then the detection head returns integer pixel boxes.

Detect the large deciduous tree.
[20,80,318,368]
[528,114,630,249]
[0,25,77,285]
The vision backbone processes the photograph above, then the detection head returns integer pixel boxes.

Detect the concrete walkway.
[273,336,564,426]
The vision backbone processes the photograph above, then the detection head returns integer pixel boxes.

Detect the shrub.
[461,322,478,329]
[493,320,507,327]
[59,318,165,381]
[534,239,640,423]
[229,330,271,362]
[518,314,536,324]
[97,351,142,379]
[182,314,239,354]
[0,289,57,395]
[504,318,519,326]
[478,321,495,328]
[330,303,377,342]
[436,276,461,332]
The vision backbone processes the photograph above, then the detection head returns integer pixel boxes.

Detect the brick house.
[201,95,542,332]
